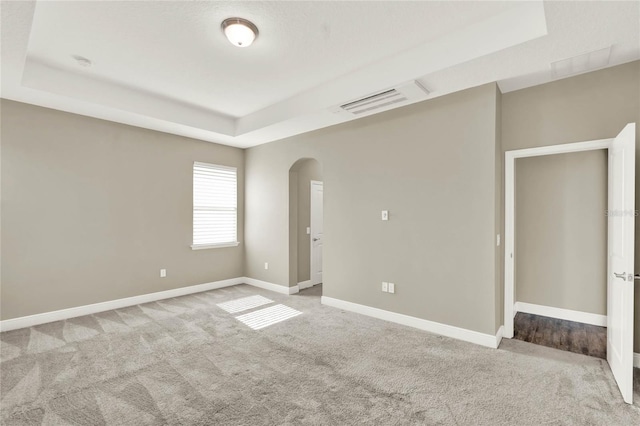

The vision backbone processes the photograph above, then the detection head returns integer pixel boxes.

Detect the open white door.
[607,123,635,404]
[310,181,323,285]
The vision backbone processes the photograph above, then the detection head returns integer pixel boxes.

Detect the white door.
[310,181,323,285]
[607,123,635,404]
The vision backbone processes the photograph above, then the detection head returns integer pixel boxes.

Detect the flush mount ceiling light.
[221,17,258,48]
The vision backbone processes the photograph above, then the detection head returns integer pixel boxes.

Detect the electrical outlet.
[388,283,395,294]
[160,269,166,278]
[382,282,388,292]
[381,210,389,221]
[264,262,269,270]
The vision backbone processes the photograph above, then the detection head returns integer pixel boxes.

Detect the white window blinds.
[192,162,238,248]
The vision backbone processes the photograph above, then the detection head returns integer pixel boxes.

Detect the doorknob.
[313,238,319,242]
[614,272,633,281]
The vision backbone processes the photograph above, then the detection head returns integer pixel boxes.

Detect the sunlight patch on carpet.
[216,295,274,314]
[235,305,302,330]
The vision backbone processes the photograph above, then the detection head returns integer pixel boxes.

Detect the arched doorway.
[289,158,323,295]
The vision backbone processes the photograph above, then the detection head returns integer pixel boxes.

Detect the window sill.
[191,242,240,250]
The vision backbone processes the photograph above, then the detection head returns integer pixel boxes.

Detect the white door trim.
[310,180,323,285]
[504,138,612,338]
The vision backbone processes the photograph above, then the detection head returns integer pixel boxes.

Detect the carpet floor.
[1,284,640,425]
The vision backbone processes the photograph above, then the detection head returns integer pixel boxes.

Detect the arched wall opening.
[288,158,323,291]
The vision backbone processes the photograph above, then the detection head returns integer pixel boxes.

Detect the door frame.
[504,138,612,338]
[310,180,323,286]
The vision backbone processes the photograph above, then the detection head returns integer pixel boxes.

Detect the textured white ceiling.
[25,1,518,117]
[1,1,638,148]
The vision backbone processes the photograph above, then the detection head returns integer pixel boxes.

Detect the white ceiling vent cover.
[333,81,430,117]
[341,89,406,115]
[551,46,612,78]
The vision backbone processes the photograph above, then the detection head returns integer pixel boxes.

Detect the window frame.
[191,161,239,250]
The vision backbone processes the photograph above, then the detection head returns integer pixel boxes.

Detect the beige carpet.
[1,284,639,425]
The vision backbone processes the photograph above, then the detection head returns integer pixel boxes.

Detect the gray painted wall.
[2,61,638,351]
[515,151,608,315]
[246,84,502,335]
[501,60,640,351]
[1,100,245,320]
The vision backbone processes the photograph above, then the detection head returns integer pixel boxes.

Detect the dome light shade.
[222,18,258,47]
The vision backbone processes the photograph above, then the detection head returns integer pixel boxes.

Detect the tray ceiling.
[2,1,638,148]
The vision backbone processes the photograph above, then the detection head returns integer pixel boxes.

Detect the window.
[192,162,238,249]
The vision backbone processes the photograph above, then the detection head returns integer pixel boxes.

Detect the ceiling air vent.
[551,46,611,78]
[340,89,407,115]
[332,81,430,118]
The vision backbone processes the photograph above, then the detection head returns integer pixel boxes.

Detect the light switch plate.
[160,269,166,278]
[264,262,269,270]
[382,282,388,292]
[497,234,501,247]
[306,227,311,235]
[381,210,389,221]
[388,282,395,294]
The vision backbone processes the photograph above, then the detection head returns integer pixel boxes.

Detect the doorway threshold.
[513,312,606,359]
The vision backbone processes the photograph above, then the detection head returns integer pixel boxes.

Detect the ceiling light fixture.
[221,17,258,47]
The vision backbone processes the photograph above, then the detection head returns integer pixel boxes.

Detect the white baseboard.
[298,280,312,290]
[242,277,298,295]
[0,277,244,332]
[2,278,635,362]
[321,296,502,349]
[0,277,302,332]
[495,325,505,348]
[514,301,607,327]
